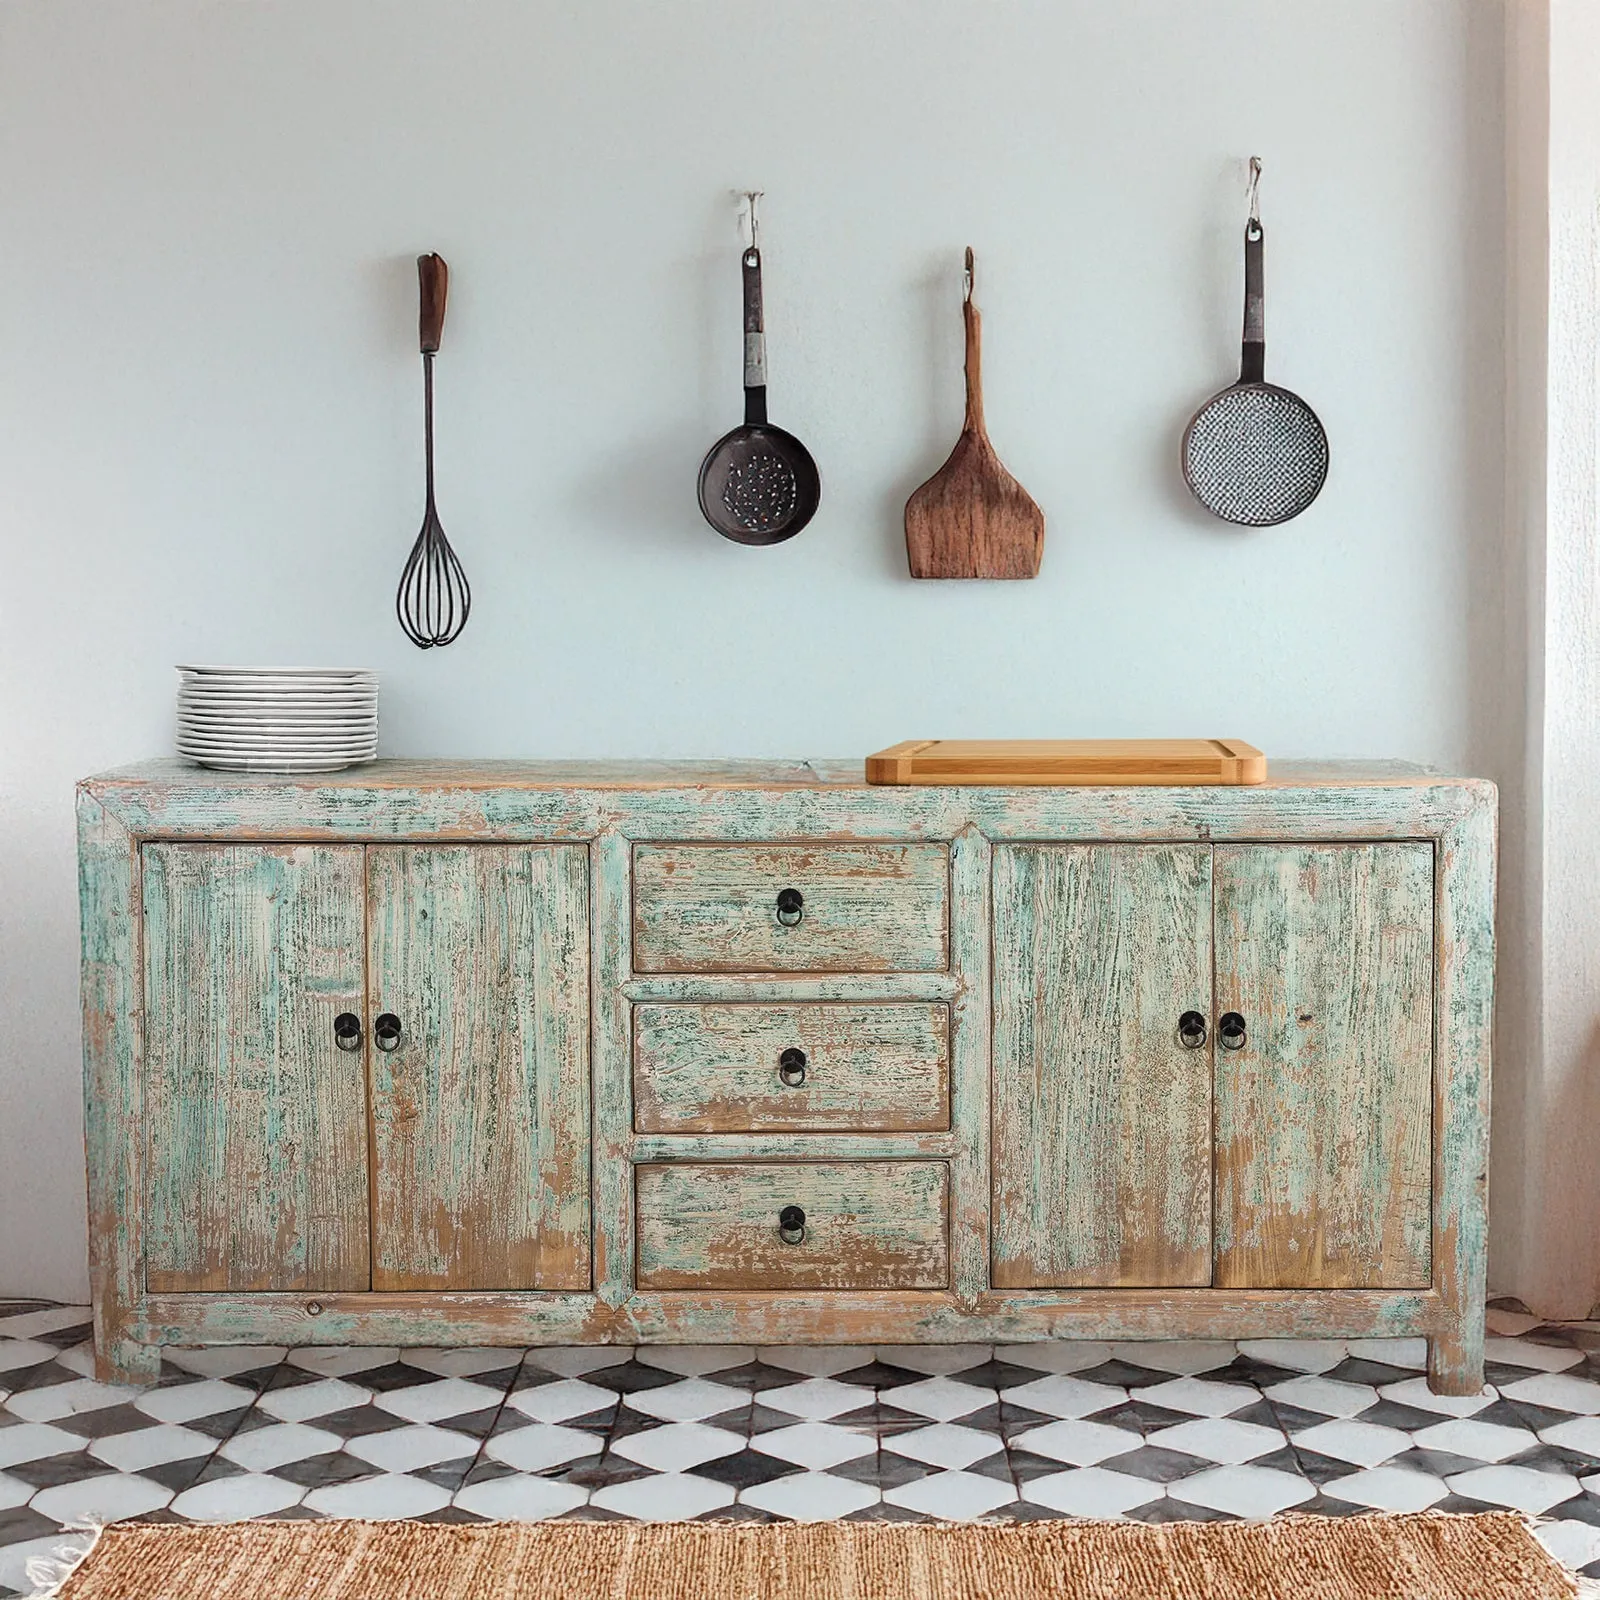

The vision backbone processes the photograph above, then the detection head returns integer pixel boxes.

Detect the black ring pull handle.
[1218,1012,1248,1051]
[775,887,804,927]
[334,1013,363,1052]
[778,1047,808,1088]
[778,1205,806,1245]
[374,1013,403,1053]
[1177,1011,1208,1051]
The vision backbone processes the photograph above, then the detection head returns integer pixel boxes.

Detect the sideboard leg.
[97,1335,161,1387]
[1428,1330,1485,1397]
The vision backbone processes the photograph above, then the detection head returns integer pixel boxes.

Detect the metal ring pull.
[333,1013,363,1052]
[1177,1011,1208,1051]
[1218,1012,1248,1051]
[775,887,804,927]
[778,1047,808,1087]
[778,1204,806,1245]
[374,1013,403,1053]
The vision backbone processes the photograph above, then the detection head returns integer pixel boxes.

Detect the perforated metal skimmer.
[698,194,819,546]
[721,449,799,534]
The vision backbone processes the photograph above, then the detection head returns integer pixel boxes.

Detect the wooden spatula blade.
[906,431,1044,579]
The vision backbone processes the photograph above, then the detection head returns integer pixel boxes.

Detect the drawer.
[632,844,949,972]
[633,1003,950,1133]
[635,1161,949,1290]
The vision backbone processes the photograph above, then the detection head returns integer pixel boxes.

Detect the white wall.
[0,0,1508,1298]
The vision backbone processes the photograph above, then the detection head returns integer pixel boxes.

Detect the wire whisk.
[398,253,472,649]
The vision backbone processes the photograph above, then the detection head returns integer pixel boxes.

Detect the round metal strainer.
[1183,162,1328,527]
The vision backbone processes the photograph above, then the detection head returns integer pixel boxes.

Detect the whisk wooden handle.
[418,254,449,355]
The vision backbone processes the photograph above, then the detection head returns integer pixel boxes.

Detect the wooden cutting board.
[866,739,1267,786]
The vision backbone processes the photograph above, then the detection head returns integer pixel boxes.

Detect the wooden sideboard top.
[83,756,1482,794]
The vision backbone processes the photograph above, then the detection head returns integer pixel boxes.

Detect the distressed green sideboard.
[77,759,1495,1393]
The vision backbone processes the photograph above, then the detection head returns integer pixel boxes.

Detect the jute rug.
[36,1511,1578,1599]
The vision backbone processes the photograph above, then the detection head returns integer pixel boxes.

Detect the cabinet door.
[1213,844,1434,1289]
[992,845,1214,1288]
[368,845,590,1291]
[142,843,369,1293]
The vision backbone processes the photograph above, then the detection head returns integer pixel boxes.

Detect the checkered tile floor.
[3,1298,1600,1595]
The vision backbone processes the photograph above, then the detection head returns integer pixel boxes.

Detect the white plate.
[179,736,377,748]
[179,683,376,699]
[179,697,377,713]
[180,755,378,768]
[182,754,376,772]
[178,665,377,679]
[179,683,377,696]
[179,739,379,756]
[180,723,378,735]
[179,697,377,710]
[179,709,378,725]
[181,717,377,730]
[180,688,379,700]
[178,723,377,738]
[179,731,378,747]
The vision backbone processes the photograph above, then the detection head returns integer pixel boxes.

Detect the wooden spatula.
[905,248,1044,579]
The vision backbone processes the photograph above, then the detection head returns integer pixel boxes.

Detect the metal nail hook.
[743,190,763,252]
[1246,156,1263,235]
[963,245,975,303]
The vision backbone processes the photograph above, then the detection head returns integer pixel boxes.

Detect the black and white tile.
[3,1297,1599,1595]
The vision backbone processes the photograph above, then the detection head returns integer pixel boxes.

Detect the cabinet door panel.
[1214,843,1433,1289]
[142,843,368,1293]
[992,845,1214,1288]
[368,845,590,1291]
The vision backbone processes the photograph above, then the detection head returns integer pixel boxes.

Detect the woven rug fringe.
[23,1521,101,1600]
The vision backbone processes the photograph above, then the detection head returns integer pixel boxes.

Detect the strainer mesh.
[1184,386,1328,526]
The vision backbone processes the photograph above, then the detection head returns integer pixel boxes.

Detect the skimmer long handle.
[743,247,768,426]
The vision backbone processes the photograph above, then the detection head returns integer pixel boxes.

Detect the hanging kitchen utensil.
[1182,159,1328,527]
[397,252,472,648]
[905,247,1044,578]
[698,193,820,545]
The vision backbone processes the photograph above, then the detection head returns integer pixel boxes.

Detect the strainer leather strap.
[1241,223,1265,384]
[742,247,768,425]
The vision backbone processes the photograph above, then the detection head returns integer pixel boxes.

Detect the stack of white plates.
[177,666,378,772]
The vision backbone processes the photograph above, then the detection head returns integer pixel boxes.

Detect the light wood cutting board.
[866,739,1267,786]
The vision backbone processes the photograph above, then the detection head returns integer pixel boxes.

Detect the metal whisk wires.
[398,253,471,648]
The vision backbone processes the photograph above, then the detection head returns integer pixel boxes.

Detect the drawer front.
[635,1161,949,1290]
[632,844,949,972]
[633,1003,950,1133]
